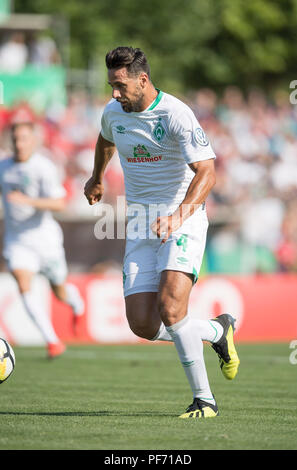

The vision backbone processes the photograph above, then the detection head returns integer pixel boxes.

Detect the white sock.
[21,290,60,344]
[193,319,224,343]
[166,315,215,403]
[153,318,223,343]
[152,323,172,341]
[65,283,84,316]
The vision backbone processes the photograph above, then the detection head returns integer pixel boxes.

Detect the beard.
[120,86,145,113]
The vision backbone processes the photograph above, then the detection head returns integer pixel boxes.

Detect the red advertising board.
[50,273,297,344]
[0,273,295,345]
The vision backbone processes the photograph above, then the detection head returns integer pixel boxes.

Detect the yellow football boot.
[179,397,219,419]
[211,314,240,380]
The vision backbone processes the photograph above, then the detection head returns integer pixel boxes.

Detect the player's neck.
[141,86,159,111]
[14,153,33,163]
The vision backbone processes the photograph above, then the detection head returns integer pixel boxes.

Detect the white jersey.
[101,90,216,209]
[0,153,66,253]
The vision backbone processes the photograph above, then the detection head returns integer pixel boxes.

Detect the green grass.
[0,342,296,450]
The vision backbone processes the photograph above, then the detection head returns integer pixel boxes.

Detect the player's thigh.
[156,226,207,326]
[10,269,35,293]
[5,244,39,293]
[156,230,207,287]
[157,270,193,326]
[123,237,160,297]
[125,291,161,339]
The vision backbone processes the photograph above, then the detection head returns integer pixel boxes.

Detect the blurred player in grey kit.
[0,122,84,358]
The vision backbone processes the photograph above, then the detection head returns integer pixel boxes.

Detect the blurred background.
[0,0,296,344]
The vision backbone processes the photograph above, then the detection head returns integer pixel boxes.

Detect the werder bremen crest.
[153,118,165,142]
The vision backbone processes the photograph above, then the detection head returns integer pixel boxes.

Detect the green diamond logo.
[116,125,126,134]
[133,144,151,158]
[153,118,165,142]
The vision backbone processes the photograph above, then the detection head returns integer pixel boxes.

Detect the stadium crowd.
[0,32,60,74]
[0,86,296,273]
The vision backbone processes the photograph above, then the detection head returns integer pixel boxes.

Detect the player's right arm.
[84,133,116,205]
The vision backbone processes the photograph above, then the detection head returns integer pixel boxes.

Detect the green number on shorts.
[176,234,188,252]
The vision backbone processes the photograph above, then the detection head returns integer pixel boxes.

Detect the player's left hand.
[7,191,32,206]
[150,213,183,244]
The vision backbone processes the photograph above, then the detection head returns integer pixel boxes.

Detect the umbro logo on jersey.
[116,125,126,134]
[176,256,189,265]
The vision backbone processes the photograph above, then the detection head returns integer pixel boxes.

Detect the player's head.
[105,46,152,113]
[11,122,37,162]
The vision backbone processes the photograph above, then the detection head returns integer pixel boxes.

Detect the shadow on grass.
[0,410,175,417]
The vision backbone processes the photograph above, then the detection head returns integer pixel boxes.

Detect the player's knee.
[51,284,65,302]
[126,315,155,340]
[12,272,31,294]
[128,322,152,340]
[16,279,31,294]
[157,296,181,326]
[11,271,32,294]
[132,326,153,340]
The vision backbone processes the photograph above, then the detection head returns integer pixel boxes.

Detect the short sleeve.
[40,160,66,199]
[100,109,114,143]
[170,106,216,164]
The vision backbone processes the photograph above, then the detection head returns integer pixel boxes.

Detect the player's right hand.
[84,177,104,205]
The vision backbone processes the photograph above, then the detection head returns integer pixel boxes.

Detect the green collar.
[147,89,163,111]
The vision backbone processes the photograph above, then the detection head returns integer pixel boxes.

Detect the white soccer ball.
[0,338,15,384]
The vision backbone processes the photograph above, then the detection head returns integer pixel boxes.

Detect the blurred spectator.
[0,31,61,73]
[29,34,61,66]
[0,33,28,74]
[276,200,297,272]
[193,86,297,273]
[65,147,96,216]
[58,91,98,146]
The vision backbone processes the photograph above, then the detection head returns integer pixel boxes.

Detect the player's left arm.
[175,158,216,221]
[6,191,66,211]
[151,158,216,243]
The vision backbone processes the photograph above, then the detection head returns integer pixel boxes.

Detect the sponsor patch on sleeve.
[194,127,209,146]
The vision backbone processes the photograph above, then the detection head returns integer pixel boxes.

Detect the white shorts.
[123,208,209,297]
[4,243,68,286]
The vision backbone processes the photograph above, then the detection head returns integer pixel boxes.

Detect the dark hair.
[11,122,35,133]
[105,47,151,79]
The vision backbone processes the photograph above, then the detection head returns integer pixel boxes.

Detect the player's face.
[108,67,146,113]
[12,125,36,162]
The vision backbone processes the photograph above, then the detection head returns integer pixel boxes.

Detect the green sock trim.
[208,320,218,342]
[182,360,195,367]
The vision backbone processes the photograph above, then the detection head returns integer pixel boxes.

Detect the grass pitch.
[0,342,296,450]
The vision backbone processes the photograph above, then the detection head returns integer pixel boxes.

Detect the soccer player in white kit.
[0,122,84,358]
[84,47,240,418]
